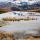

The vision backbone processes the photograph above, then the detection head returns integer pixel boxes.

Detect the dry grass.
[0,31,40,40]
[0,31,15,40]
[25,37,40,40]
[0,7,11,13]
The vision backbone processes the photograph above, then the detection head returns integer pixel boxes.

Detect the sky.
[0,0,13,2]
[0,0,40,2]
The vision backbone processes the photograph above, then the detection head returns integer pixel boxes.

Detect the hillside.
[0,1,40,13]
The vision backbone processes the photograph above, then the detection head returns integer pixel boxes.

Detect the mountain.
[11,1,40,11]
[0,1,40,11]
[11,2,33,10]
[0,2,12,13]
[0,2,13,8]
[0,2,8,7]
[32,1,40,7]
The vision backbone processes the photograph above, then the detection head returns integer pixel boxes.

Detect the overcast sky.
[0,0,13,2]
[0,0,40,2]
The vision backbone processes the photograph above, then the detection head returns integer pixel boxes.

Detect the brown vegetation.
[0,7,40,13]
[0,7,11,13]
[0,31,40,40]
[0,31,15,40]
[2,17,34,21]
[18,7,40,13]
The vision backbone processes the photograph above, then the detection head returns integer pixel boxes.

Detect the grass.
[0,20,7,27]
[2,17,33,21]
[0,24,6,27]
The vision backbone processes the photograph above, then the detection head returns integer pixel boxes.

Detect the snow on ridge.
[0,11,40,19]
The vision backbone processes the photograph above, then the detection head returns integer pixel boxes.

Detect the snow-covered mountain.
[0,0,40,10]
[32,1,40,7]
[0,2,7,7]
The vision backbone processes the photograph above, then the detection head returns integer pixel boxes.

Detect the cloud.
[0,0,40,2]
[0,0,13,2]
